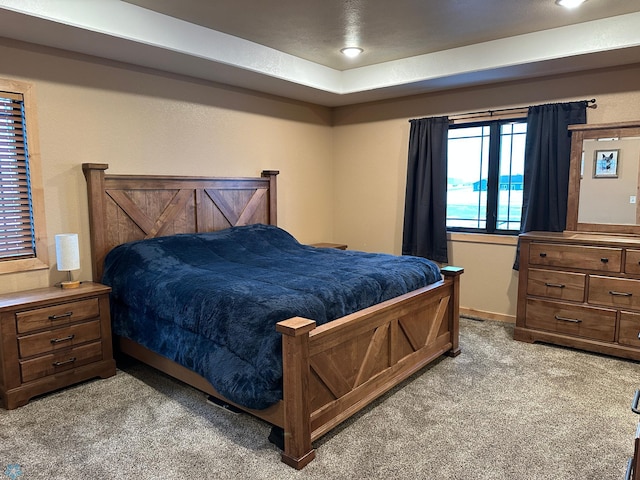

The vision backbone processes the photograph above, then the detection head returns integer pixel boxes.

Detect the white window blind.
[0,91,36,260]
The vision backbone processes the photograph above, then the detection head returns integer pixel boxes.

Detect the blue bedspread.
[102,224,441,409]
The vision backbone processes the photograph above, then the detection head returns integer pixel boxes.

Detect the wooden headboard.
[82,163,279,282]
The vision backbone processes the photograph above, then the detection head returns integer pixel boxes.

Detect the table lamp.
[55,233,81,288]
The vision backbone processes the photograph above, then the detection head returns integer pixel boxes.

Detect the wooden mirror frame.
[566,120,640,234]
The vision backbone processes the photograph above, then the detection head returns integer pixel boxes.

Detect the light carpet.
[1,318,638,479]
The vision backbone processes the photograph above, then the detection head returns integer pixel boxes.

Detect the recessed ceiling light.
[555,0,587,8]
[340,47,363,58]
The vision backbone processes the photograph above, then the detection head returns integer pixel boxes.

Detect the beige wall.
[0,38,334,294]
[2,35,640,322]
[332,64,640,320]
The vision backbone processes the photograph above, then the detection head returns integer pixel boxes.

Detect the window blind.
[0,91,35,260]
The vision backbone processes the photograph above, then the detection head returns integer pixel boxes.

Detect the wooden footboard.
[114,266,462,470]
[276,266,463,469]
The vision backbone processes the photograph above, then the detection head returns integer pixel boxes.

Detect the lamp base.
[60,280,81,289]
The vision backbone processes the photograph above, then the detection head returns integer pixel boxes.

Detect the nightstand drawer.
[529,243,621,272]
[17,319,101,358]
[19,341,103,383]
[525,298,616,342]
[527,268,585,302]
[15,298,100,334]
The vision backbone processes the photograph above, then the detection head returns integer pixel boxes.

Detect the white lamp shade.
[55,233,80,271]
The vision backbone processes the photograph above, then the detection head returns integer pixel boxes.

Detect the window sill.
[0,257,50,275]
[447,232,518,246]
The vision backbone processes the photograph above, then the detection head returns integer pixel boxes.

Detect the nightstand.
[0,282,116,409]
[309,242,348,250]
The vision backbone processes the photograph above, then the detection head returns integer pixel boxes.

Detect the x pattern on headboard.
[82,163,279,282]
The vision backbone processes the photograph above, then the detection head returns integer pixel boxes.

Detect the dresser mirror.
[566,121,640,234]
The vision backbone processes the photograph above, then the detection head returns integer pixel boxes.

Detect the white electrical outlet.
[631,196,637,204]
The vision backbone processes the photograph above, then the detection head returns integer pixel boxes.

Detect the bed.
[83,163,463,469]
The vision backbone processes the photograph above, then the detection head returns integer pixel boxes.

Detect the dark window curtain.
[402,116,449,263]
[513,101,587,269]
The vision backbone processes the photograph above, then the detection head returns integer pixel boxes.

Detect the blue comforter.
[102,224,441,409]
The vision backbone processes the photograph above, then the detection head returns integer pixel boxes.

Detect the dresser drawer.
[619,311,640,348]
[15,298,100,334]
[525,298,616,342]
[588,276,640,309]
[529,243,621,272]
[625,249,640,275]
[17,319,101,358]
[527,269,586,302]
[19,341,103,383]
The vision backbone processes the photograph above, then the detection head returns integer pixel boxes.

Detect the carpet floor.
[1,318,639,479]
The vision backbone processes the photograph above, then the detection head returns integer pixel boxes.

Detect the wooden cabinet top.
[0,282,111,312]
[520,231,640,248]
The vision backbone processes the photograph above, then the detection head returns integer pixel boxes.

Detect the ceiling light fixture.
[341,47,363,58]
[555,0,587,8]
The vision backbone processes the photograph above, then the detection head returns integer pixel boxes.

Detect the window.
[0,79,48,274]
[446,119,527,234]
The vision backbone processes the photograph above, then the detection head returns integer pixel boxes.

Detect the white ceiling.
[0,0,639,106]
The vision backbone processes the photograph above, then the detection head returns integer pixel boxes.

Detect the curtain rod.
[447,98,597,122]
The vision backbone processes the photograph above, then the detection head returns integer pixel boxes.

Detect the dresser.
[0,282,116,409]
[515,231,640,361]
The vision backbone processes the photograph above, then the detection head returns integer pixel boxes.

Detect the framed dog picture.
[593,149,619,178]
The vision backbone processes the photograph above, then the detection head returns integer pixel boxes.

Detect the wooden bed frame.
[83,163,463,469]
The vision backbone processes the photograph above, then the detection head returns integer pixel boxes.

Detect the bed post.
[261,170,279,226]
[82,163,109,282]
[441,266,464,357]
[276,317,317,469]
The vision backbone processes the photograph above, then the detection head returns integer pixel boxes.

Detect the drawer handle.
[539,252,547,258]
[554,315,582,324]
[632,389,640,415]
[601,258,609,263]
[544,283,565,288]
[52,357,76,367]
[609,291,632,297]
[50,334,75,344]
[49,311,73,320]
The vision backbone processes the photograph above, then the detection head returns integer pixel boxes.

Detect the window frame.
[446,116,527,235]
[0,78,49,274]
